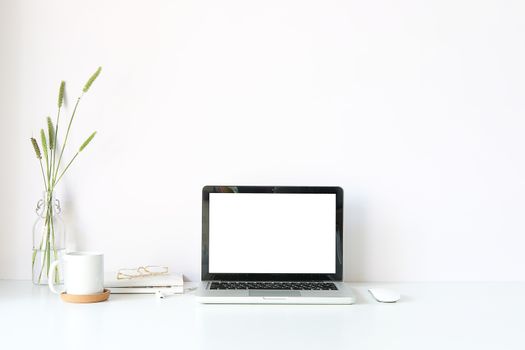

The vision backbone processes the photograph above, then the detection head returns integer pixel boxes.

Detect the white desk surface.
[1,280,524,350]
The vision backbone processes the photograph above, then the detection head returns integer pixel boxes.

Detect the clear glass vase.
[32,192,66,285]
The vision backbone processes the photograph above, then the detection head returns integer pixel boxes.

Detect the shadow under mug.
[48,252,104,295]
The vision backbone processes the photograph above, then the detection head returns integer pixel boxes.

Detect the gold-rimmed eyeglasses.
[117,265,169,280]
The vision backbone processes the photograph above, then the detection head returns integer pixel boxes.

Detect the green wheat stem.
[39,160,47,192]
[52,81,65,190]
[53,95,82,185]
[44,191,54,281]
[32,209,48,269]
[42,240,49,282]
[53,68,101,187]
[31,70,101,283]
[33,199,49,282]
[51,115,59,187]
[31,250,37,274]
[37,195,49,283]
[37,213,50,284]
[55,132,96,186]
[54,152,79,186]
[31,234,44,272]
[46,200,51,278]
[47,117,54,181]
[37,246,45,283]
[50,206,59,283]
[37,191,53,283]
[40,130,50,187]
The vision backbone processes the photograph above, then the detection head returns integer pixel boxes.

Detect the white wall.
[1,0,525,282]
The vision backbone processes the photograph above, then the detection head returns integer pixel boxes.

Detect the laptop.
[197,186,356,304]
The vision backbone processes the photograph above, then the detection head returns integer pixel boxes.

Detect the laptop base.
[197,282,356,304]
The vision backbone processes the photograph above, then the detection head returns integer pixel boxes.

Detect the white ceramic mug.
[48,252,104,295]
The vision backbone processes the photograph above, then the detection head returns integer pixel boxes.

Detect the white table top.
[1,280,524,350]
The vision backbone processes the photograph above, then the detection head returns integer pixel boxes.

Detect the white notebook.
[105,273,184,294]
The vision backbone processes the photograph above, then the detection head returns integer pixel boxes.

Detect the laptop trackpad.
[249,290,301,297]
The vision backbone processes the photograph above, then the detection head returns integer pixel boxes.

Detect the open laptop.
[197,186,356,304]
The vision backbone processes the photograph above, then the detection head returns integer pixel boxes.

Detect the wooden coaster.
[60,289,110,303]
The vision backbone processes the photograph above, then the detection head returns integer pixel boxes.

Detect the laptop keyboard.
[209,281,338,291]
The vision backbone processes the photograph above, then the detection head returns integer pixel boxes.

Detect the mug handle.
[48,260,65,294]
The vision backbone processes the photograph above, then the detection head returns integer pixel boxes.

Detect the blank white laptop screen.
[209,193,336,274]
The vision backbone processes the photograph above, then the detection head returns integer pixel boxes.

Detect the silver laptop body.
[197,186,356,305]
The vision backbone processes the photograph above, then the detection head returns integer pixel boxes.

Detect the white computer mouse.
[368,288,400,303]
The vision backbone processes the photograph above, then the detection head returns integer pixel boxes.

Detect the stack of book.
[104,273,184,294]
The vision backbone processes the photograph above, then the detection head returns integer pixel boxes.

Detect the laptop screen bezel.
[201,186,343,281]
